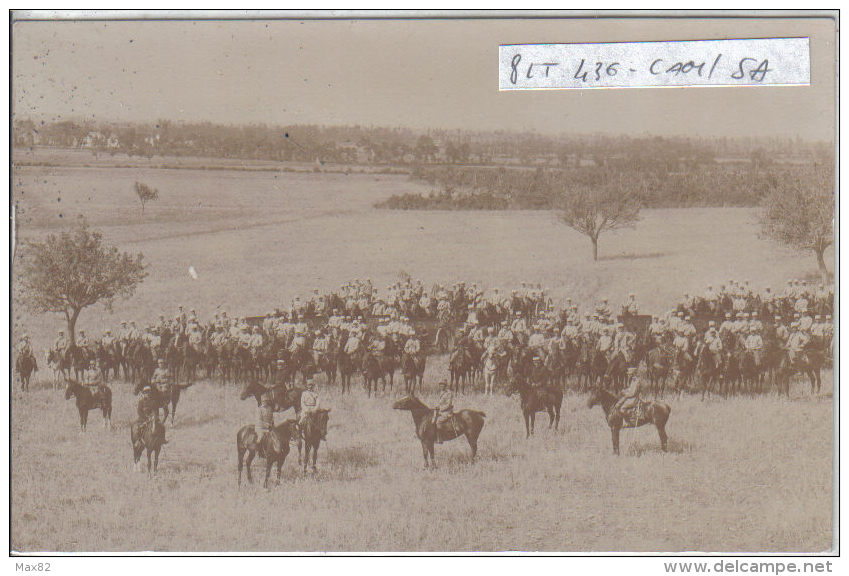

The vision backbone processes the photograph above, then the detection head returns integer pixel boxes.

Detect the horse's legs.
[421,441,430,468]
[466,433,478,460]
[524,411,531,438]
[245,451,255,483]
[302,444,310,473]
[427,441,436,468]
[529,412,536,436]
[153,448,160,475]
[297,436,303,466]
[237,445,245,486]
[146,449,153,477]
[311,443,318,473]
[547,406,555,429]
[657,423,668,452]
[611,427,620,455]
[264,460,273,488]
[554,404,561,431]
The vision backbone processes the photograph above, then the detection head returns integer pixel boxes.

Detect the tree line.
[14,118,831,169]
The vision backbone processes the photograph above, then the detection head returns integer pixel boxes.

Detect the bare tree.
[19,220,147,345]
[760,163,834,283]
[134,181,159,214]
[558,175,641,261]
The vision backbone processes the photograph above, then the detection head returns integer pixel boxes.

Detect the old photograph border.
[5,8,841,563]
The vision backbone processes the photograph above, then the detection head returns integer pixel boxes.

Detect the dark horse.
[298,409,331,474]
[392,394,486,468]
[131,415,166,476]
[134,380,192,425]
[64,380,113,431]
[240,380,304,416]
[15,350,38,392]
[237,419,298,487]
[401,352,426,395]
[586,386,670,455]
[510,378,563,438]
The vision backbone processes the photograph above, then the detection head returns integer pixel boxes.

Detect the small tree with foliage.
[558,175,642,261]
[134,181,159,214]
[760,163,834,283]
[19,220,147,345]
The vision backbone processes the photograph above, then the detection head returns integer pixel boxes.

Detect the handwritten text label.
[499,38,810,90]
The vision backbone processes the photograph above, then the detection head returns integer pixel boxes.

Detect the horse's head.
[392,395,422,411]
[64,380,76,400]
[312,408,330,440]
[586,386,604,409]
[239,380,257,402]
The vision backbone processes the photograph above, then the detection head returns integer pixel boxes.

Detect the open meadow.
[10,154,835,552]
[10,369,835,552]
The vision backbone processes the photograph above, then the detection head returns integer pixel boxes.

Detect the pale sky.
[12,16,837,140]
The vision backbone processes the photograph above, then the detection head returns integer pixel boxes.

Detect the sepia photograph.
[9,11,838,555]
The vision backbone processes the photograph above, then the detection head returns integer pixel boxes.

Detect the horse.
[15,350,38,392]
[240,380,304,416]
[362,351,388,397]
[482,352,502,396]
[448,347,473,394]
[134,380,192,425]
[645,345,673,397]
[64,345,89,381]
[131,415,166,476]
[64,380,113,431]
[695,345,724,400]
[47,348,65,389]
[392,394,486,468]
[298,409,331,474]
[400,351,426,395]
[337,349,356,394]
[510,378,562,438]
[237,419,298,487]
[586,386,671,455]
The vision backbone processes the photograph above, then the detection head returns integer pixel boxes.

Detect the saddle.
[433,413,460,442]
[616,398,648,426]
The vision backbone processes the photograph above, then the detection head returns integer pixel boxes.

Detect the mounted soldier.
[432,380,454,443]
[298,377,320,433]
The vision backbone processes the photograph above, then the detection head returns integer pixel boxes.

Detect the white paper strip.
[499,38,810,90]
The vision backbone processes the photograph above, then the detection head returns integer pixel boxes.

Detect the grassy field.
[10,154,835,552]
[10,368,834,553]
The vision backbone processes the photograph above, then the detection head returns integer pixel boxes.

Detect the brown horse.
[240,380,303,416]
[298,409,331,474]
[586,387,670,455]
[15,350,38,392]
[401,352,426,395]
[510,378,562,438]
[134,380,192,425]
[131,415,166,476]
[392,394,485,468]
[237,419,298,487]
[64,380,112,431]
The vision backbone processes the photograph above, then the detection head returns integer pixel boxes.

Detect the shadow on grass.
[598,251,670,262]
[626,437,694,457]
[174,412,224,428]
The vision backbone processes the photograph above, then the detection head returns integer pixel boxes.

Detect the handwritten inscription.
[499,39,808,90]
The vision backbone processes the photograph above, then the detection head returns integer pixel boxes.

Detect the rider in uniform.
[151,358,170,395]
[432,380,454,444]
[299,377,320,435]
[84,359,105,395]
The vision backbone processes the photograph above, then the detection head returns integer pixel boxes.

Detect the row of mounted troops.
[27,277,833,400]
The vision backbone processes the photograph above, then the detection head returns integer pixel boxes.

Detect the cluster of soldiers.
[36,276,833,395]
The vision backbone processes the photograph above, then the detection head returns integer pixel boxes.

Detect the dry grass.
[10,157,835,552]
[11,362,834,553]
